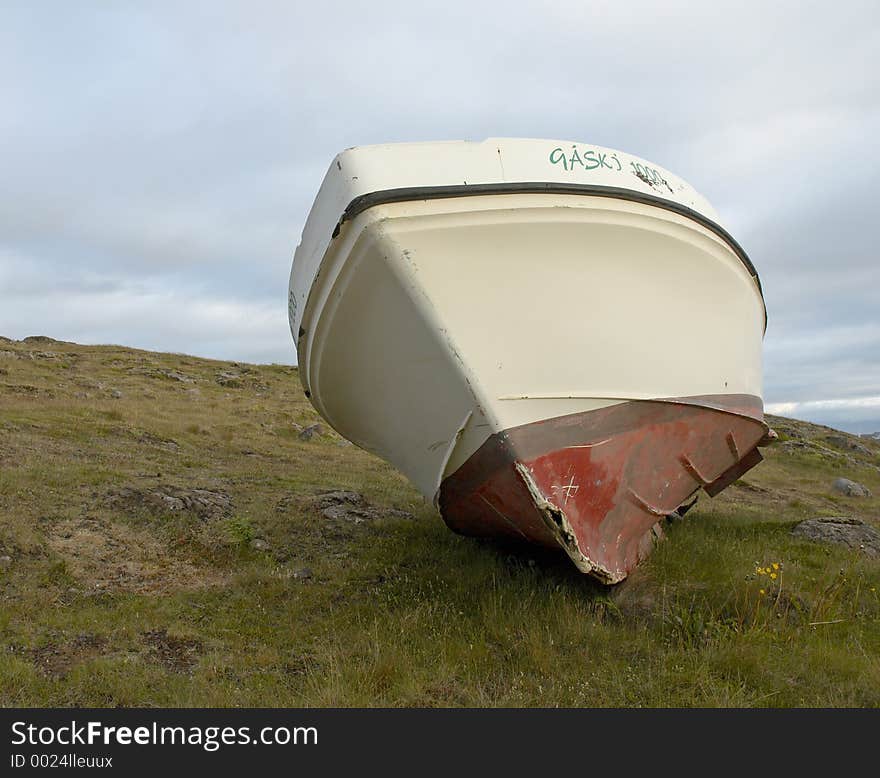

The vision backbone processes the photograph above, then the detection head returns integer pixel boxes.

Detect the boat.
[288,138,773,583]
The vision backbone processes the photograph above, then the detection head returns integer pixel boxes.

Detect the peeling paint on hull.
[439,394,770,584]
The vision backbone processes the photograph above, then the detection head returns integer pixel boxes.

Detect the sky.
[1,1,878,432]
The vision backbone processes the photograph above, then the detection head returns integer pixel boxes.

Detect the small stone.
[250,538,271,551]
[111,390,123,399]
[292,568,312,580]
[0,555,12,568]
[298,423,324,441]
[216,371,242,388]
[832,478,872,497]
[314,490,414,524]
[151,368,193,383]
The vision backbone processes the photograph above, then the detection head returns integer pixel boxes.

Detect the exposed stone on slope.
[792,517,880,558]
[216,371,242,387]
[298,423,324,441]
[824,434,873,456]
[831,477,872,497]
[109,485,232,520]
[129,366,195,383]
[314,490,414,524]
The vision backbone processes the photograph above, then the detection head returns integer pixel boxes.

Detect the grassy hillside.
[1,336,879,707]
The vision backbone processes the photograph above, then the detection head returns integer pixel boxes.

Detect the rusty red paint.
[439,394,769,583]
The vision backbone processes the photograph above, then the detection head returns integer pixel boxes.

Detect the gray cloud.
[1,1,878,431]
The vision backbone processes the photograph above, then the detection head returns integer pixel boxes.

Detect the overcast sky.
[1,1,878,432]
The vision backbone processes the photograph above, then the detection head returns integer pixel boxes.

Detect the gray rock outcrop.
[315,490,413,524]
[831,478,872,497]
[110,485,232,520]
[792,517,880,558]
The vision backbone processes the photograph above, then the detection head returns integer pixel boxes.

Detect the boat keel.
[439,395,769,584]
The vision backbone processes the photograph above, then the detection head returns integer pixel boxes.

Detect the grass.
[0,335,879,707]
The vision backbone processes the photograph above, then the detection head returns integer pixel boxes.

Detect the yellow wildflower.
[759,589,766,595]
[770,572,778,580]
[772,563,780,571]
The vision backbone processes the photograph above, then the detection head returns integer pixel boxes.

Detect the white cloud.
[766,396,880,435]
[0,280,294,365]
[767,396,880,415]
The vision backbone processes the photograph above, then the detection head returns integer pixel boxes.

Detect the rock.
[134,367,195,383]
[792,518,880,558]
[318,490,371,522]
[832,477,872,497]
[136,432,179,452]
[315,490,414,524]
[824,435,873,456]
[110,390,123,399]
[21,336,61,344]
[298,423,324,441]
[109,485,232,520]
[216,371,242,388]
[292,567,312,580]
[161,370,193,383]
[0,555,12,568]
[250,538,271,551]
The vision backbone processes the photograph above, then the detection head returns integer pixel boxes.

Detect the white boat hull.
[289,139,769,581]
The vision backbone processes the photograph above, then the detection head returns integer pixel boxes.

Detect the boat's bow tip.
[439,395,770,584]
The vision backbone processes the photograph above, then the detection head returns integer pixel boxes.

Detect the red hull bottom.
[439,394,770,584]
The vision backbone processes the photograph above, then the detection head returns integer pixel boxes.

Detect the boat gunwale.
[335,182,766,328]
